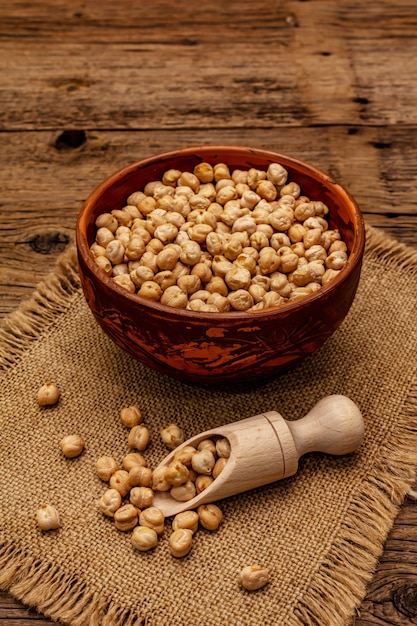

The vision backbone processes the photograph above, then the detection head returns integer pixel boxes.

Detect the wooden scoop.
[152,395,364,517]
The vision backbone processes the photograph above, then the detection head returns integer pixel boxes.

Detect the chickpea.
[169,528,193,558]
[95,255,113,275]
[114,504,139,531]
[105,239,125,265]
[152,466,171,492]
[130,486,154,509]
[130,265,154,288]
[109,470,131,497]
[326,250,348,270]
[127,424,151,451]
[131,526,158,551]
[120,405,143,428]
[172,511,199,534]
[173,445,198,467]
[139,507,165,535]
[193,162,214,183]
[36,504,61,531]
[198,503,223,531]
[212,456,228,479]
[95,212,118,233]
[96,456,120,482]
[112,274,136,293]
[127,465,151,488]
[165,460,190,487]
[238,565,270,591]
[96,227,114,248]
[123,452,147,471]
[160,285,188,309]
[98,489,122,517]
[195,475,214,494]
[170,480,197,502]
[191,449,216,475]
[37,381,60,407]
[227,289,254,311]
[59,434,84,458]
[162,168,182,187]
[138,280,163,301]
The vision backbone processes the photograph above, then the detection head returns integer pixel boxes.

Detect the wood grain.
[1,0,417,623]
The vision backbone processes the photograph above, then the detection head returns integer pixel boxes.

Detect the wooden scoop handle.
[285,394,365,459]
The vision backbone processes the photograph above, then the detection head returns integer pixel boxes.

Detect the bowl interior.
[79,146,363,264]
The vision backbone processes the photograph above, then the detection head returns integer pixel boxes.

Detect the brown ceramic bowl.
[76,146,365,384]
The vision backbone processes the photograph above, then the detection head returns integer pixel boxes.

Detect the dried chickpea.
[173,445,198,467]
[197,439,216,455]
[114,504,139,531]
[98,488,122,517]
[198,503,223,531]
[170,480,197,502]
[96,456,120,482]
[131,526,158,551]
[139,507,165,535]
[326,250,348,270]
[238,565,270,591]
[59,435,85,458]
[165,460,190,487]
[129,465,153,488]
[95,212,118,232]
[95,255,113,274]
[128,424,151,451]
[216,437,231,459]
[123,452,147,471]
[169,528,193,558]
[159,424,184,452]
[120,405,143,428]
[37,381,60,407]
[172,511,199,534]
[96,227,114,248]
[160,285,188,308]
[130,266,154,287]
[36,504,61,530]
[195,475,214,494]
[152,466,171,492]
[191,449,216,475]
[112,274,136,293]
[109,470,131,497]
[194,162,214,183]
[227,289,253,311]
[130,486,154,509]
[213,456,228,479]
[138,280,163,301]
[105,239,125,265]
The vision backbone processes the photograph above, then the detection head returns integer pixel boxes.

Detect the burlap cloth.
[1,224,417,626]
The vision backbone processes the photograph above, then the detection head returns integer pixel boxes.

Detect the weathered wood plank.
[1,1,417,130]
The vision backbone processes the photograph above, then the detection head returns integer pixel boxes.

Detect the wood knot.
[55,130,86,151]
[29,232,70,254]
[393,583,417,618]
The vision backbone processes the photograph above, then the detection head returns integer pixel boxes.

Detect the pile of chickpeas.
[96,406,225,558]
[35,384,269,589]
[90,161,348,312]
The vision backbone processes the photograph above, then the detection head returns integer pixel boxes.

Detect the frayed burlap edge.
[290,387,417,625]
[0,246,81,371]
[1,225,417,626]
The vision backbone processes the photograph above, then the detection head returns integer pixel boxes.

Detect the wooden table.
[1,1,417,623]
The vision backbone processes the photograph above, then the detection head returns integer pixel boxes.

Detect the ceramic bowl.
[76,146,365,384]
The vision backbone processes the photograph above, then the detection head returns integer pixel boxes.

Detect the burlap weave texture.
[1,225,417,625]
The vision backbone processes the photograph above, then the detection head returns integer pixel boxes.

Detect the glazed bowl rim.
[76,145,366,320]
